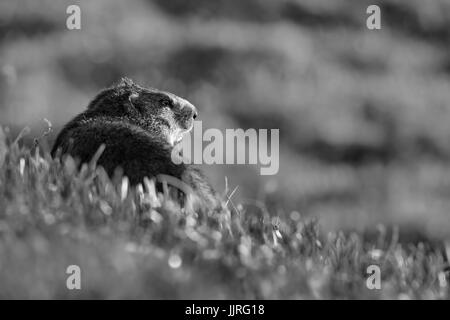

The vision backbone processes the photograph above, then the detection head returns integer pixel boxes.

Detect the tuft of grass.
[0,127,448,299]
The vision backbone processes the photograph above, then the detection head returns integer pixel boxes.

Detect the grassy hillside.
[1,0,450,299]
[0,127,448,299]
[2,0,450,235]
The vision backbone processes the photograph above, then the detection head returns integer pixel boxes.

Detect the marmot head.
[86,78,198,145]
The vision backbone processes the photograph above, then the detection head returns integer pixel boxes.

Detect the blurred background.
[1,0,450,237]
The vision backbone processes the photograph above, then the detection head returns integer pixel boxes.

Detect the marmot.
[51,78,219,210]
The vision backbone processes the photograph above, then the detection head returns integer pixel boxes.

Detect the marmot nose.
[178,97,198,119]
[185,103,198,120]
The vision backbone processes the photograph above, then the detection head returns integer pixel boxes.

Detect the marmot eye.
[160,98,172,108]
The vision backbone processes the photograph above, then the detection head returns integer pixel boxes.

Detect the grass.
[4,0,450,231]
[0,126,448,299]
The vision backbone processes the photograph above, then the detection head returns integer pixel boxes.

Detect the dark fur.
[51,78,219,209]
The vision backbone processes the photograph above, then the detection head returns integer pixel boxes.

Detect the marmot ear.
[119,77,134,87]
[129,92,139,101]
[126,91,141,115]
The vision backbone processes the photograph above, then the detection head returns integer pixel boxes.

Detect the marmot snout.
[51,78,219,210]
